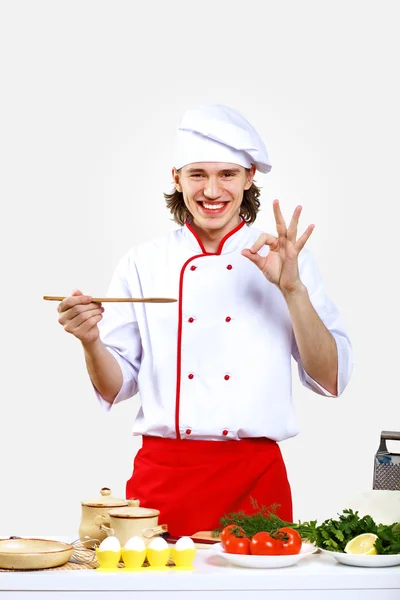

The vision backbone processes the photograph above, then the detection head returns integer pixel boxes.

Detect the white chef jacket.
[96,220,353,442]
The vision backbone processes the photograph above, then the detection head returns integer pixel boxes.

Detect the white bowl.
[320,548,400,568]
[209,542,317,569]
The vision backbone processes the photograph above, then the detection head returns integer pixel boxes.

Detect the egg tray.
[96,556,196,572]
[96,563,195,572]
[97,556,172,570]
[0,556,193,573]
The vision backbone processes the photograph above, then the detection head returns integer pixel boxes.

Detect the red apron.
[126,436,292,536]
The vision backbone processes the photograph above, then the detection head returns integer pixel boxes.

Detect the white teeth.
[202,203,224,210]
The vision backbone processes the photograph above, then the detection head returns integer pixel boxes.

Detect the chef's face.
[173,163,255,235]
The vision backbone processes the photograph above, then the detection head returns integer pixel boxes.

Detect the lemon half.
[344,533,378,555]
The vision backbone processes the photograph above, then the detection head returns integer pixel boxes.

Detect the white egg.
[175,536,195,551]
[124,536,146,551]
[99,536,121,552]
[148,536,168,551]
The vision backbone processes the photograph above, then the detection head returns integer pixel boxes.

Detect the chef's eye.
[190,174,204,179]
[222,173,234,178]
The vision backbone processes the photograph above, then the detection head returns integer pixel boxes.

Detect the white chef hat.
[173,104,271,174]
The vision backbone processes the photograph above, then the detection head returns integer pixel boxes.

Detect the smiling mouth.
[198,201,228,211]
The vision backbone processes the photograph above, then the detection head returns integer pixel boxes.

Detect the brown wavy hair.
[164,170,262,226]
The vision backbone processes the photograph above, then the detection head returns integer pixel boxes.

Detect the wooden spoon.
[43,296,177,303]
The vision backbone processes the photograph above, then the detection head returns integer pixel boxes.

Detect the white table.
[0,541,399,600]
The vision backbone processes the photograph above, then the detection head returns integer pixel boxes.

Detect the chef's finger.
[57,289,83,313]
[69,300,103,316]
[273,200,287,238]
[241,248,266,269]
[66,314,103,341]
[248,233,279,254]
[61,308,104,333]
[295,224,315,252]
[58,291,94,313]
[287,206,302,243]
[58,304,103,325]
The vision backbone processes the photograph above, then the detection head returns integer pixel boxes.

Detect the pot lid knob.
[81,487,129,508]
[127,498,140,507]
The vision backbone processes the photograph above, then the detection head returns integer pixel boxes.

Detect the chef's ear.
[244,165,256,190]
[172,168,182,193]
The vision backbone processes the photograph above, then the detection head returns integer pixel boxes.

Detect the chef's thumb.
[71,289,84,296]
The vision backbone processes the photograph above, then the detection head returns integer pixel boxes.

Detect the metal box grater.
[373,431,400,490]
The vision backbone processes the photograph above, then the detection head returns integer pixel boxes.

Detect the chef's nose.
[203,177,223,200]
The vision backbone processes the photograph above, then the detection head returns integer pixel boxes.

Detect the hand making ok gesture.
[242,200,315,294]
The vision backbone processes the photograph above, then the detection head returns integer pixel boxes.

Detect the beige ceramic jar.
[100,507,168,546]
[78,488,132,542]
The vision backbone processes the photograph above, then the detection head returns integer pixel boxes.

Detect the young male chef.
[57,105,353,536]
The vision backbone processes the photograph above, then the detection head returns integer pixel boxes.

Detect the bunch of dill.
[212,500,302,539]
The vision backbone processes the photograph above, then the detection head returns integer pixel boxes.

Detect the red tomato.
[250,532,284,555]
[220,524,245,547]
[224,536,251,555]
[278,527,302,555]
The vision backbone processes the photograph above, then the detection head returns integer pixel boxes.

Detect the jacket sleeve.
[291,248,353,397]
[94,251,142,410]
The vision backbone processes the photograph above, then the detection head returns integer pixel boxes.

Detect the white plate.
[209,542,317,569]
[320,549,400,568]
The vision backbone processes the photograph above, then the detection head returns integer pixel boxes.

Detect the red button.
[190,265,197,271]
[186,429,191,435]
[188,317,194,323]
[222,429,228,436]
[188,373,194,379]
[225,316,231,322]
[227,264,233,270]
[224,374,230,381]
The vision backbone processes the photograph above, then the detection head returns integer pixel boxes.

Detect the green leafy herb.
[375,524,400,555]
[213,501,400,555]
[299,509,378,552]
[213,501,296,539]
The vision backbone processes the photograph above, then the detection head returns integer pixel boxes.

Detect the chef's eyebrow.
[186,167,242,174]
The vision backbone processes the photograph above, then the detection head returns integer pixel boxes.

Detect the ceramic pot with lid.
[100,506,168,546]
[79,487,139,542]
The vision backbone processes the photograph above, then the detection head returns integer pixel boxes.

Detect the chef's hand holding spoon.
[241,200,314,297]
[57,291,122,402]
[57,289,104,344]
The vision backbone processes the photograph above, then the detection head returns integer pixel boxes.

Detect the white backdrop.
[1,0,399,537]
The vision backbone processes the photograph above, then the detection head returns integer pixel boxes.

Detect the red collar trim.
[185,218,246,255]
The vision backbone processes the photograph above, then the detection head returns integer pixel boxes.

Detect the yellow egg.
[95,548,121,569]
[171,547,196,568]
[146,547,170,567]
[121,548,147,569]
